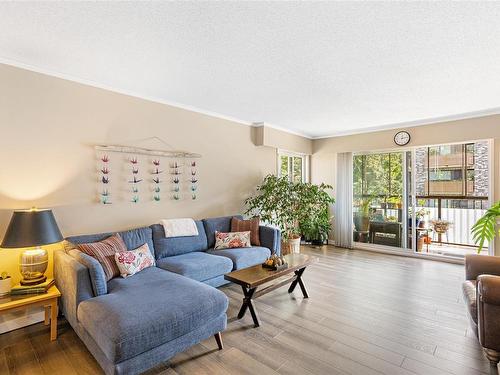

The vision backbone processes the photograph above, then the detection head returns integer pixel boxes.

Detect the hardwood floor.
[0,246,497,375]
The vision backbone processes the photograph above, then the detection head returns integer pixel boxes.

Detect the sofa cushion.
[462,280,477,323]
[156,252,232,281]
[203,215,243,249]
[77,267,228,363]
[66,226,155,258]
[151,221,207,259]
[208,246,271,270]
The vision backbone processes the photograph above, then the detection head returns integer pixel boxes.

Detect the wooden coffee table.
[224,253,318,327]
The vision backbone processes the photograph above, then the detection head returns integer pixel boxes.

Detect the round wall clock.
[394,131,411,146]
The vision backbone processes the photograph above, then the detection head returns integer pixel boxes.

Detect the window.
[417,142,487,196]
[277,151,308,183]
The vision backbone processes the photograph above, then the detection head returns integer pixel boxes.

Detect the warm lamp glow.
[0,155,81,200]
[23,248,46,256]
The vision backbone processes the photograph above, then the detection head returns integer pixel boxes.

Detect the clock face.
[394,131,411,146]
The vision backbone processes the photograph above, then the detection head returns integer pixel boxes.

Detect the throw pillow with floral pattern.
[214,231,252,250]
[115,243,155,278]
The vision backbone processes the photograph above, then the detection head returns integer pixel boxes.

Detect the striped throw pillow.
[77,233,127,281]
[231,217,261,246]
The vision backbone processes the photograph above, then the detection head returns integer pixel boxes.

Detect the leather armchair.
[463,254,500,366]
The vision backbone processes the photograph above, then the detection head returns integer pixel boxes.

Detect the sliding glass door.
[412,142,490,257]
[353,151,406,248]
[353,140,491,258]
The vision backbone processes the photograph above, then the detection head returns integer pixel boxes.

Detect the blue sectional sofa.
[54,215,280,375]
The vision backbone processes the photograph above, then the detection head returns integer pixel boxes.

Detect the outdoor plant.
[431,219,451,233]
[356,195,374,217]
[386,196,402,208]
[472,201,500,253]
[415,207,430,219]
[354,195,374,232]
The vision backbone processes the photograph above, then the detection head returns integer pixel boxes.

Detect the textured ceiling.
[1,2,500,138]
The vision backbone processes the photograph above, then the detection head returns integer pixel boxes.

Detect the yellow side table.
[0,285,61,341]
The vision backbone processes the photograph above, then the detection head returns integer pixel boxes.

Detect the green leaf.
[471,201,500,253]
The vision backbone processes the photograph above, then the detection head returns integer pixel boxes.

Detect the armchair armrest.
[259,225,281,256]
[477,274,500,353]
[478,275,500,305]
[54,250,94,327]
[465,254,500,280]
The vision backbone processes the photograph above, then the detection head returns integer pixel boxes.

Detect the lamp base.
[20,275,47,286]
[19,247,49,286]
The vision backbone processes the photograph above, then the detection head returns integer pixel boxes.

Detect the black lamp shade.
[1,209,63,248]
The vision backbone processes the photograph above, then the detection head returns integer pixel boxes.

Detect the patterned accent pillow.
[77,233,127,281]
[115,243,155,278]
[231,217,261,246]
[214,231,251,250]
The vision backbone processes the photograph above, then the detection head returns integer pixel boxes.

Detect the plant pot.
[354,214,370,232]
[289,236,301,254]
[311,239,324,246]
[417,237,424,252]
[408,218,421,229]
[0,277,11,296]
[281,237,301,255]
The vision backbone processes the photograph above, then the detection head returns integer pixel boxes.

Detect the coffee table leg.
[288,267,309,298]
[237,286,260,327]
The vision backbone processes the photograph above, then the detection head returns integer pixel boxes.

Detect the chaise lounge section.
[55,215,280,375]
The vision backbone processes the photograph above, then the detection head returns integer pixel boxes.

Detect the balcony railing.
[416,195,488,247]
[353,194,488,250]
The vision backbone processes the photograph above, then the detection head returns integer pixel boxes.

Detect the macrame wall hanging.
[94,137,201,205]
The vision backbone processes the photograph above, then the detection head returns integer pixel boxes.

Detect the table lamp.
[1,208,63,285]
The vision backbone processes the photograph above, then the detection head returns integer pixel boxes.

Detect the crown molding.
[0,57,313,139]
[312,108,500,139]
[250,122,312,139]
[2,57,499,142]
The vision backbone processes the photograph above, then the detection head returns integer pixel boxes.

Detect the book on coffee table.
[10,278,55,295]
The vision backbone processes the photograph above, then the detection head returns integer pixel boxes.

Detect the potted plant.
[0,272,11,296]
[408,206,429,229]
[354,196,374,232]
[472,201,500,253]
[386,196,402,209]
[245,175,303,254]
[416,207,430,228]
[431,219,451,233]
[297,183,335,246]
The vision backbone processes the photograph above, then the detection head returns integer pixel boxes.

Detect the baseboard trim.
[327,238,464,264]
[354,243,464,265]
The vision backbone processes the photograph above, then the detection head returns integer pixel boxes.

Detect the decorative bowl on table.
[262,254,288,271]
